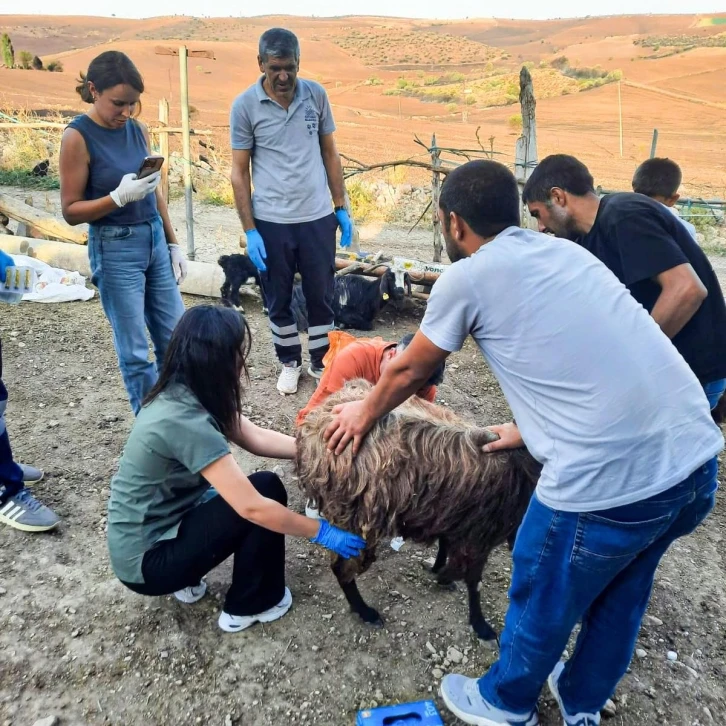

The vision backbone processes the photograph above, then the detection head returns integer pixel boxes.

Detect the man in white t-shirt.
[324,160,723,726]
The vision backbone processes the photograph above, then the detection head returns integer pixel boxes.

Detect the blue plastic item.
[356,700,444,726]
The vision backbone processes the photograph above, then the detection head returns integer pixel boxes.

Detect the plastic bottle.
[0,265,36,305]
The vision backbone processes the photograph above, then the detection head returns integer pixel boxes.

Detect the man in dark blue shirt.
[523,154,726,412]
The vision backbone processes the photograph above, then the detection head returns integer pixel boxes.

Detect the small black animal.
[218,254,265,313]
[32,159,49,178]
[291,267,405,333]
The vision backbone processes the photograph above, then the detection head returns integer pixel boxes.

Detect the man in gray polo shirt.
[230,27,352,395]
[324,160,722,725]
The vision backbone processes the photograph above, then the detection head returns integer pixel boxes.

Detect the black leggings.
[123,471,287,616]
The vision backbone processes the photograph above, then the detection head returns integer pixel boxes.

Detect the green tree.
[18,50,33,69]
[1,33,14,69]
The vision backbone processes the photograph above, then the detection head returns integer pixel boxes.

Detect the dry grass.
[0,106,63,187]
[383,67,622,109]
[332,29,499,66]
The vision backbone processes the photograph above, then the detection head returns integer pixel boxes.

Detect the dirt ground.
[1,197,726,726]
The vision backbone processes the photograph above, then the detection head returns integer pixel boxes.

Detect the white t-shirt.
[421,226,723,512]
[663,203,698,241]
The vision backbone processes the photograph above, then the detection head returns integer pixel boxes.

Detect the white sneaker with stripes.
[0,487,60,532]
[218,587,293,633]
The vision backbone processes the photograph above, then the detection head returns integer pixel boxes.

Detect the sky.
[11,1,726,21]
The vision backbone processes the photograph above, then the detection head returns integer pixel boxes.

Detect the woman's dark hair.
[439,160,520,239]
[144,305,251,438]
[75,50,144,105]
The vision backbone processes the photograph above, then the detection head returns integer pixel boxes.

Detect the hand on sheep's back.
[323,399,374,457]
[480,422,524,453]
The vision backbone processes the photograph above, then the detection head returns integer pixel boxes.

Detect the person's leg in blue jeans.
[0,344,59,531]
[703,378,726,410]
[0,379,24,502]
[143,216,185,374]
[89,219,176,414]
[555,456,718,717]
[440,459,718,724]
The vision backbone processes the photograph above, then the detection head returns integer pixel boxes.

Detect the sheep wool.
[295,378,542,640]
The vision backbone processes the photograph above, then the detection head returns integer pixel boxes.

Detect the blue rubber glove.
[245,228,267,272]
[311,519,366,559]
[0,249,13,284]
[335,208,353,249]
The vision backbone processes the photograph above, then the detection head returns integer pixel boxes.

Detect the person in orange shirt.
[297,332,445,518]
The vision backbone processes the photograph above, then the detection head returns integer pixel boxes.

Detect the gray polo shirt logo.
[231,77,337,224]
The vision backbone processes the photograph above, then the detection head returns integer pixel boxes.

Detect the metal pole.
[650,129,659,159]
[179,45,195,261]
[618,81,623,158]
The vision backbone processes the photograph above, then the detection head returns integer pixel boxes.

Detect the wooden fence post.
[431,133,443,263]
[514,66,539,231]
[158,98,170,203]
[179,45,195,261]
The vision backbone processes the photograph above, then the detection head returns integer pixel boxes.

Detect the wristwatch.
[334,205,346,212]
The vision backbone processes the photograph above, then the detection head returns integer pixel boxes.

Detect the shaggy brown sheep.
[295,379,542,642]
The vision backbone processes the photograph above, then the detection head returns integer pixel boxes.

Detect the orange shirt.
[296,339,437,426]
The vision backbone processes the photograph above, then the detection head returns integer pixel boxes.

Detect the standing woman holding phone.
[59,50,187,414]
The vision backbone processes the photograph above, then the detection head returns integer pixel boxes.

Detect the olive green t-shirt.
[107,386,231,584]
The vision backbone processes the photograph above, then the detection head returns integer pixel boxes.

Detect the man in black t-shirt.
[522,154,726,410]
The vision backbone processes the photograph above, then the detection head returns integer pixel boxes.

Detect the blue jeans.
[89,216,185,414]
[703,378,726,410]
[0,341,24,503]
[478,456,719,716]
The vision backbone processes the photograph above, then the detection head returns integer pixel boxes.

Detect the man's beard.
[444,231,467,263]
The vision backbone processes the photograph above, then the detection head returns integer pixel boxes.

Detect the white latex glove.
[168,244,188,285]
[110,171,161,208]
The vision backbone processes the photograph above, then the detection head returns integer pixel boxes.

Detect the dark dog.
[218,254,266,313]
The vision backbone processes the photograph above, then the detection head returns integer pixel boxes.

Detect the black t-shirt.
[579,192,726,384]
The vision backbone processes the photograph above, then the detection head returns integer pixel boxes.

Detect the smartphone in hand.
[137,155,165,179]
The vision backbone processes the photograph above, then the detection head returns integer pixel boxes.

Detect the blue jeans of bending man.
[703,378,726,410]
[88,215,185,415]
[478,455,718,716]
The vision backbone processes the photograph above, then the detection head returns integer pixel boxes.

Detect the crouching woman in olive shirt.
[107,305,364,633]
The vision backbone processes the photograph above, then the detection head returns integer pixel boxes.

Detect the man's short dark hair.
[397,333,445,387]
[522,154,595,204]
[632,157,682,199]
[439,160,520,239]
[259,28,300,62]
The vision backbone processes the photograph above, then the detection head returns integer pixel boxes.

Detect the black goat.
[292,267,404,333]
[217,254,266,313]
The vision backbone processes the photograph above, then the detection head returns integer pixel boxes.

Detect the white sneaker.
[218,587,293,633]
[277,363,302,395]
[174,580,207,604]
[305,499,322,519]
